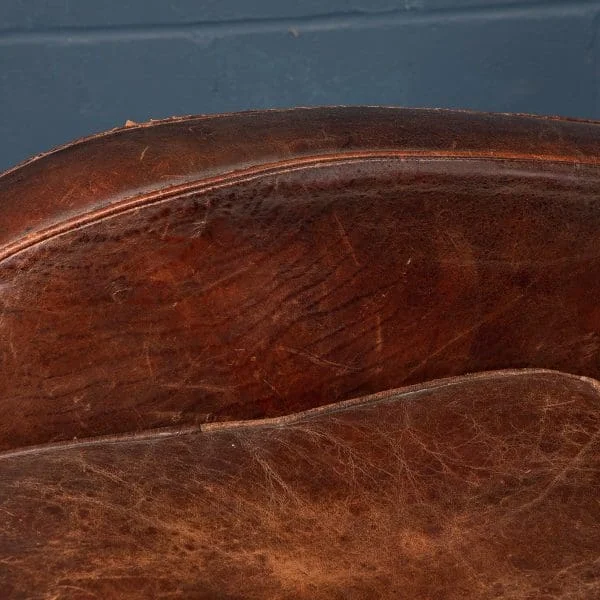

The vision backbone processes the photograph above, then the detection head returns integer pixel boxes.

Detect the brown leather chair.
[0,107,598,598]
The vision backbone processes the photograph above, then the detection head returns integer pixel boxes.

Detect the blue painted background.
[1,0,599,171]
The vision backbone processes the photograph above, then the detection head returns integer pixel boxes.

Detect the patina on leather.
[2,370,599,598]
[0,108,599,598]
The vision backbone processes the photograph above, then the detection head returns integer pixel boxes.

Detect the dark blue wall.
[1,1,599,171]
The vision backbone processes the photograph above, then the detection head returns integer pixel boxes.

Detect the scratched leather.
[3,121,600,448]
[3,107,600,255]
[1,109,600,598]
[0,369,598,599]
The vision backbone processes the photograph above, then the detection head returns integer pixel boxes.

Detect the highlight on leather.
[0,107,599,598]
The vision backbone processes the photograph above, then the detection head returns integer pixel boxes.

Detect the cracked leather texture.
[1,370,599,599]
[0,108,599,597]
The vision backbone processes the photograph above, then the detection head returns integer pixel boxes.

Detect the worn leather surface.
[1,108,600,597]
[2,109,600,449]
[1,369,599,599]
